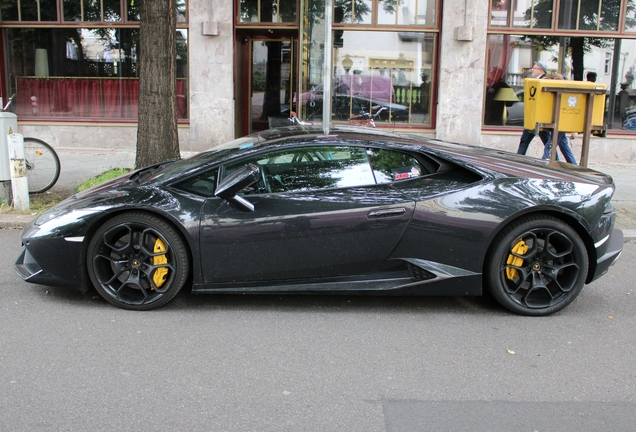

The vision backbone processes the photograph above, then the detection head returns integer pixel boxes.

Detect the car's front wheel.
[485,215,588,316]
[87,212,190,310]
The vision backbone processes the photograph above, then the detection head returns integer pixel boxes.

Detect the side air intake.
[407,263,437,281]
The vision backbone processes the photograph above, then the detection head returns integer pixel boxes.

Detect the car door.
[198,144,422,284]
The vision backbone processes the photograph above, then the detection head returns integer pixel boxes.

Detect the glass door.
[249,38,297,133]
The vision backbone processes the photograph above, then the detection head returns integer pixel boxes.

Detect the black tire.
[485,215,588,316]
[23,137,61,194]
[87,212,190,310]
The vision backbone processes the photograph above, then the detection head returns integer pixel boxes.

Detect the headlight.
[28,209,103,239]
[34,208,71,226]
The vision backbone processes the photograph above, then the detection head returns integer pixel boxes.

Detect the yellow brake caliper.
[506,239,528,280]
[152,238,169,288]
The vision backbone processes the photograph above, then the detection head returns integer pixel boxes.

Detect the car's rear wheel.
[87,212,190,310]
[485,215,588,316]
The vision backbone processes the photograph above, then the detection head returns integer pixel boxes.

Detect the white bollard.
[7,132,29,211]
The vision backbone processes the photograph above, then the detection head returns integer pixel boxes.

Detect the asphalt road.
[1,229,635,431]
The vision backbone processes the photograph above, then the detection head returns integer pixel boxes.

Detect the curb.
[0,214,36,230]
[622,230,636,241]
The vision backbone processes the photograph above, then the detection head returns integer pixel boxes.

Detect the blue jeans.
[542,132,577,165]
[517,129,551,155]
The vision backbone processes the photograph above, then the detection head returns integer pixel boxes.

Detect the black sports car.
[15,126,623,315]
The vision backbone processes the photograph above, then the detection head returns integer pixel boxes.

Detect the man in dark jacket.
[516,61,551,155]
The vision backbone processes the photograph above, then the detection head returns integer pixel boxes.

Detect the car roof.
[255,125,420,143]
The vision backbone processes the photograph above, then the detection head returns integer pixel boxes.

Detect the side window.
[224,145,376,194]
[174,147,429,197]
[367,148,428,184]
[173,168,219,197]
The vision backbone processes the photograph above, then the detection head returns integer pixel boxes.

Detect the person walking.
[541,131,577,164]
[517,61,551,155]
[517,62,577,164]
[541,72,577,164]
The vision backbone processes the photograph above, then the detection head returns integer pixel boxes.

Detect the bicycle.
[348,106,387,128]
[288,111,315,126]
[2,94,61,194]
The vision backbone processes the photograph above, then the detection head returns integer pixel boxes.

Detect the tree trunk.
[135,0,179,169]
[570,37,585,81]
[262,41,283,120]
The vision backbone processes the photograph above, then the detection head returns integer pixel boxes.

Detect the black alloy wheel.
[485,215,589,316]
[87,212,190,310]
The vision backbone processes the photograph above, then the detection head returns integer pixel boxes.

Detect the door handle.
[367,207,407,218]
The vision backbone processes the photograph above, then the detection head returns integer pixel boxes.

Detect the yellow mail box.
[523,78,606,133]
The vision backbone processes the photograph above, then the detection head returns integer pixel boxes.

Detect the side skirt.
[192,274,482,296]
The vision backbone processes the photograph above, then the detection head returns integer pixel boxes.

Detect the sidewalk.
[588,161,636,240]
[1,149,635,239]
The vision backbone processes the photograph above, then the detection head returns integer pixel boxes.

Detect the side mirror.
[214,164,260,212]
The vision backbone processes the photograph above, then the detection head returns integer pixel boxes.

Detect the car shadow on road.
[29,283,508,315]
[26,285,109,309]
[165,287,508,316]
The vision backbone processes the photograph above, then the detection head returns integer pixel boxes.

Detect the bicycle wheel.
[23,138,61,194]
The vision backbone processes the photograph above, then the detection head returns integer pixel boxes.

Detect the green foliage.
[367,148,419,179]
[176,29,188,68]
[379,0,405,15]
[337,0,372,23]
[0,194,66,215]
[526,0,634,31]
[0,168,132,215]
[77,168,131,192]
[252,69,267,92]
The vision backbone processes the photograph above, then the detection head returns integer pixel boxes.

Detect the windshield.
[131,136,265,184]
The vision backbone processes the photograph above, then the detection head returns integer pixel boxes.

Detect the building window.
[1,0,189,122]
[490,0,632,32]
[323,31,435,126]
[334,0,437,27]
[238,0,298,23]
[298,0,439,128]
[0,0,187,23]
[62,0,123,22]
[0,0,59,21]
[3,28,188,121]
[486,0,636,133]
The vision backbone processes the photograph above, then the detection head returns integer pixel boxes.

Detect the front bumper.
[591,227,623,282]
[15,238,89,292]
